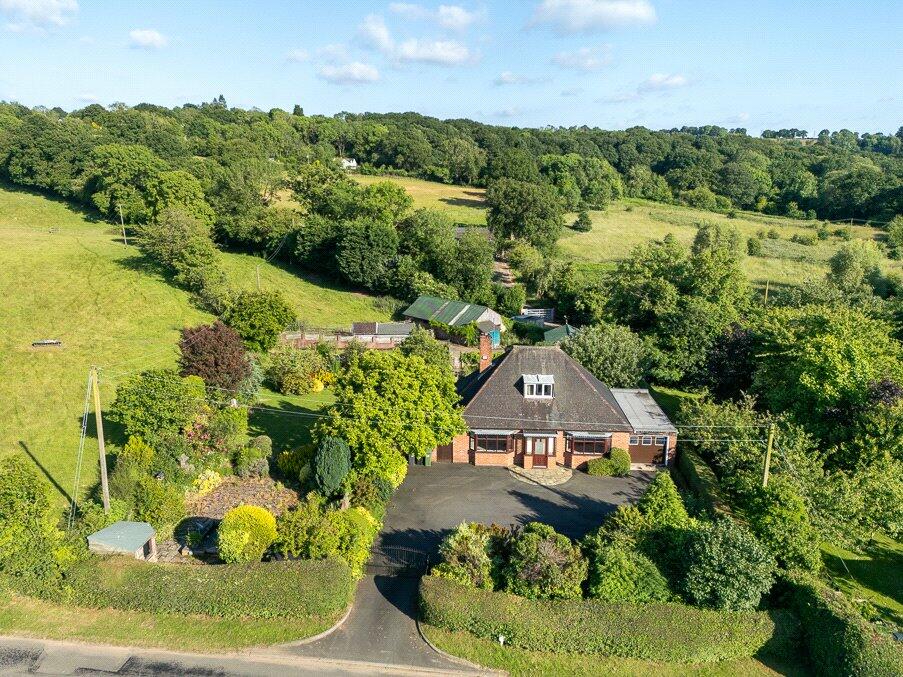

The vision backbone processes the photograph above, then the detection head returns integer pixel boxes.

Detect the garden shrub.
[65,556,352,620]
[109,369,206,441]
[266,344,327,395]
[326,506,379,578]
[274,493,327,559]
[637,471,689,529]
[276,444,314,484]
[224,290,296,352]
[349,473,394,520]
[433,522,493,590]
[679,517,775,611]
[132,476,185,531]
[233,445,270,478]
[249,435,272,456]
[586,448,632,478]
[572,210,592,232]
[420,575,788,663]
[218,505,277,564]
[782,572,903,676]
[117,436,155,471]
[593,504,647,547]
[206,406,249,454]
[585,544,672,603]
[313,437,351,497]
[746,236,763,256]
[503,523,587,600]
[0,457,74,595]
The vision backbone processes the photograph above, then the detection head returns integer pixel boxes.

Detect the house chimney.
[478,333,492,372]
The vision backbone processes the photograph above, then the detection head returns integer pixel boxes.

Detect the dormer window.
[523,374,554,398]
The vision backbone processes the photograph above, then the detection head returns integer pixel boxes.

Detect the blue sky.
[0,0,900,134]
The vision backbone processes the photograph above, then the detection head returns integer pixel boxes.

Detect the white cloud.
[129,28,167,49]
[357,13,394,53]
[531,0,656,34]
[317,61,379,84]
[493,70,546,86]
[0,0,77,28]
[389,3,482,31]
[638,72,688,91]
[396,38,471,65]
[318,43,350,64]
[561,87,583,97]
[76,92,98,103]
[552,45,611,71]
[494,107,521,118]
[285,48,309,63]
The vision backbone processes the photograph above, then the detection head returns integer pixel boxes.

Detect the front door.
[532,437,548,468]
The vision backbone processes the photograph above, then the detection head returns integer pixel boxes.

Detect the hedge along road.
[290,464,651,671]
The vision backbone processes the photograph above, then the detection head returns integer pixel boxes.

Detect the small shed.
[543,324,578,345]
[87,521,157,561]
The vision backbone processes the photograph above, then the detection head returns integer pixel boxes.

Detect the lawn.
[821,535,903,627]
[352,174,487,227]
[421,625,808,676]
[557,198,899,290]
[249,386,335,453]
[0,593,335,651]
[0,184,375,506]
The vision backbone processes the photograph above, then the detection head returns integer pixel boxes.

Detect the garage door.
[436,444,453,462]
[628,435,666,464]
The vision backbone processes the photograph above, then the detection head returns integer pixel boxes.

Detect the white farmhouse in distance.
[340,157,358,171]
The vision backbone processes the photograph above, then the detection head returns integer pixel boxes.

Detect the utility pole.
[762,422,776,488]
[256,264,261,291]
[90,366,111,513]
[117,204,128,246]
[764,279,770,306]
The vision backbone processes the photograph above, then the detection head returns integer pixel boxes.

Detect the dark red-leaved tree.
[179,321,251,395]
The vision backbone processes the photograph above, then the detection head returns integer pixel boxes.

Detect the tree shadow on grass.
[753,609,811,676]
[440,194,486,210]
[0,180,104,223]
[248,398,323,454]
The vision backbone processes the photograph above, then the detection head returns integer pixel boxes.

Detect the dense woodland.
[1,99,902,576]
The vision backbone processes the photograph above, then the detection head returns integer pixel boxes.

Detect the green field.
[822,536,903,627]
[345,175,901,292]
[0,184,380,505]
[353,174,488,227]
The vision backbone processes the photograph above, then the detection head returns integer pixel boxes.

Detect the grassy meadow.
[346,174,901,292]
[0,184,376,506]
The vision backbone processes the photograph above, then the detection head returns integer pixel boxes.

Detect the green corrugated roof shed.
[403,295,490,327]
[544,324,578,344]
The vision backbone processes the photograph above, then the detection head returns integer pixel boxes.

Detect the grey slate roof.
[611,388,677,433]
[460,346,632,433]
[87,521,154,554]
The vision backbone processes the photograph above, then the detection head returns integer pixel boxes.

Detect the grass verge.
[0,593,337,651]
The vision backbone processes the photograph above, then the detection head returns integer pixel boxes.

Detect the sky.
[0,0,900,134]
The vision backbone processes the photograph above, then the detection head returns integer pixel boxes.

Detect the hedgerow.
[675,448,733,517]
[781,572,903,676]
[63,556,352,620]
[420,575,791,663]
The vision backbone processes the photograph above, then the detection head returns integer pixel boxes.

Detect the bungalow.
[433,341,676,470]
[403,295,505,347]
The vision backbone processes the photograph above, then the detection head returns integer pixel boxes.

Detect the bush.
[679,517,775,611]
[117,436,155,471]
[0,457,73,595]
[233,444,270,478]
[495,283,527,317]
[585,544,672,603]
[218,505,277,563]
[349,473,394,520]
[433,523,494,590]
[276,444,314,483]
[503,523,587,600]
[766,228,780,239]
[274,494,379,578]
[746,237,763,256]
[224,290,296,352]
[65,556,352,620]
[782,572,903,676]
[266,344,327,395]
[791,233,816,246]
[420,576,787,663]
[178,321,251,395]
[586,449,630,477]
[572,210,592,231]
[109,369,206,441]
[637,471,689,529]
[206,406,249,455]
[132,476,185,530]
[313,437,351,497]
[593,504,647,547]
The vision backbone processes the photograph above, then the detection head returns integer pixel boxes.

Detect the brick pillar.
[478,334,492,372]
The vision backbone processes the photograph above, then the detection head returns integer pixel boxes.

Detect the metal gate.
[366,546,430,577]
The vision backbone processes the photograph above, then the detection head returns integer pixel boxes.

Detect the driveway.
[294,463,652,671]
[380,463,654,557]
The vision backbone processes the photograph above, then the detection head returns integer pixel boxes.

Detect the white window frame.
[642,436,653,445]
[629,435,639,445]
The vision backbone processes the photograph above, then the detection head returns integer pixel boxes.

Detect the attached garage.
[611,389,677,466]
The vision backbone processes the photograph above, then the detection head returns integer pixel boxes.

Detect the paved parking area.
[379,462,655,556]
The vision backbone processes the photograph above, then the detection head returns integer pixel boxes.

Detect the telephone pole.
[256,264,261,290]
[117,204,128,246]
[90,366,111,513]
[762,422,776,488]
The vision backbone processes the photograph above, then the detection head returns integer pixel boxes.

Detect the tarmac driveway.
[380,463,655,558]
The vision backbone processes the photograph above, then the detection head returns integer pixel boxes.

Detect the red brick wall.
[473,451,515,466]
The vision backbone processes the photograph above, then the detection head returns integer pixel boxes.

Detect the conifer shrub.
[218,505,277,564]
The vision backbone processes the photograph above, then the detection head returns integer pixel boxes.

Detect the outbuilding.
[87,520,157,561]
